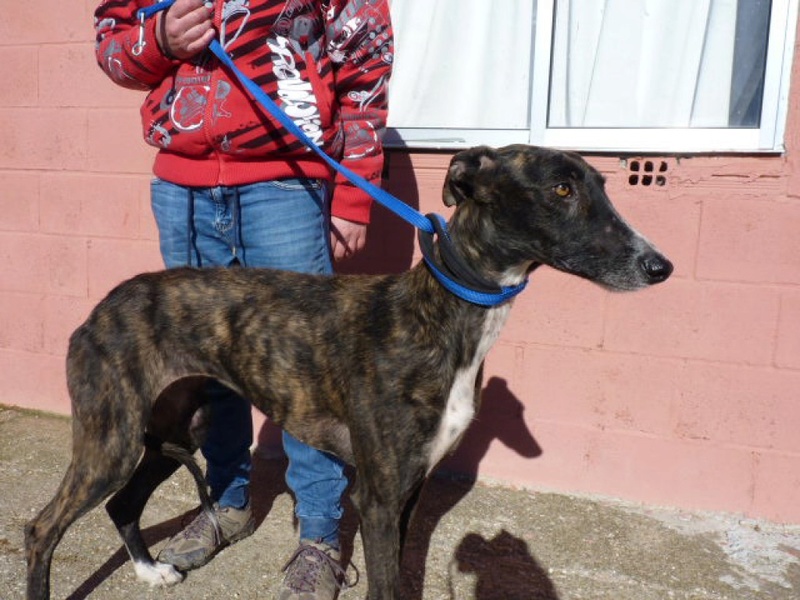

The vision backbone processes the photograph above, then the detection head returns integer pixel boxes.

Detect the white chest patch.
[426,304,512,473]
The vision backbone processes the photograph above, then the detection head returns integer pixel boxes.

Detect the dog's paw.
[133,560,185,587]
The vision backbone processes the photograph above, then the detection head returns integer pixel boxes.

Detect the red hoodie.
[94,0,393,224]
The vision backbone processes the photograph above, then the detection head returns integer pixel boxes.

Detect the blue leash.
[135,1,527,306]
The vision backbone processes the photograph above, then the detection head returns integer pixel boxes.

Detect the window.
[385,0,798,153]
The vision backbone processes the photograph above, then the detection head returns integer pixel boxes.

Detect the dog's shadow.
[387,376,558,600]
[449,529,560,600]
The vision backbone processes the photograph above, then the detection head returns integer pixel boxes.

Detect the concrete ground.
[2,405,800,600]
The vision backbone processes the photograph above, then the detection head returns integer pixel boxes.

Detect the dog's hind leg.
[106,379,216,586]
[25,433,141,600]
[25,463,89,599]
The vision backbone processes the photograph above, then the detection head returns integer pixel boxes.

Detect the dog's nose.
[640,253,673,284]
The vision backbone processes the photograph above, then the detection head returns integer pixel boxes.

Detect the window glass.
[385,0,796,152]
[547,0,771,129]
[387,0,536,142]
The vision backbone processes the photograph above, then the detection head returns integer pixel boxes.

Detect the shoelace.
[281,543,358,592]
[178,506,224,545]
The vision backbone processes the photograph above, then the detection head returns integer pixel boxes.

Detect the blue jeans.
[151,178,347,547]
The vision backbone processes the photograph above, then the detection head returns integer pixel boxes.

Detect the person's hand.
[330,216,367,261]
[156,0,216,60]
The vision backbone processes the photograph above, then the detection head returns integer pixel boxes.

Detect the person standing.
[93,1,393,597]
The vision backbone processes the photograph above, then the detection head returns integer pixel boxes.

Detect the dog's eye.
[553,183,572,198]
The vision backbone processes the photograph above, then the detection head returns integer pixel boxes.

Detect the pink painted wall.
[2,4,799,523]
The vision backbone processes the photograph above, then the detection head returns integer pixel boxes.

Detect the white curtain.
[387,0,536,130]
[548,0,740,128]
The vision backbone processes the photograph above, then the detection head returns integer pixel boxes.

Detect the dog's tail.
[160,442,223,541]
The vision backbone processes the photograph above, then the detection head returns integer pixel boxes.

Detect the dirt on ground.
[2,406,800,599]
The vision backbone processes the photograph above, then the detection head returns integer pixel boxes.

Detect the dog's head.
[443,144,673,291]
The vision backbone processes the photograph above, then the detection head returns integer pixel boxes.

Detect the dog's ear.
[443,146,499,206]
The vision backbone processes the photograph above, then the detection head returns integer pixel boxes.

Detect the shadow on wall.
[443,376,543,476]
[336,150,421,275]
[394,377,547,599]
[446,380,552,599]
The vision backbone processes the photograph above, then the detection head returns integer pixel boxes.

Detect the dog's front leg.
[352,484,404,600]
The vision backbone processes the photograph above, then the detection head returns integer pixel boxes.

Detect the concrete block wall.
[2,3,799,522]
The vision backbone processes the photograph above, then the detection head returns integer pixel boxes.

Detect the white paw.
[133,560,185,587]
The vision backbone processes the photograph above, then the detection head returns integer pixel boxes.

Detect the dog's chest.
[425,304,512,473]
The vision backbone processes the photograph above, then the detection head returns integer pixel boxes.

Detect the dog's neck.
[443,209,537,290]
[418,218,508,296]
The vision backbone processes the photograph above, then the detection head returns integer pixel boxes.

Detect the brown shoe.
[278,540,349,600]
[157,503,254,571]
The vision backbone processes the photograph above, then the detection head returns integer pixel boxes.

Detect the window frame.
[384,0,799,153]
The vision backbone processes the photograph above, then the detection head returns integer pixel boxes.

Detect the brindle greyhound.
[25,144,672,599]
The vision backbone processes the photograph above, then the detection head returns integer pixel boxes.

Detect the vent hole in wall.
[626,159,669,187]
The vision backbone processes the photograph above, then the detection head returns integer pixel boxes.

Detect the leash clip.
[132,10,147,56]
